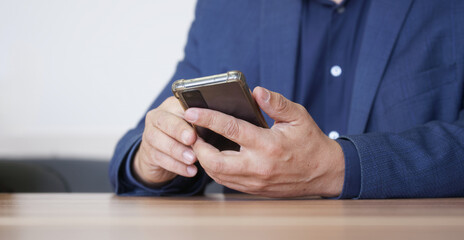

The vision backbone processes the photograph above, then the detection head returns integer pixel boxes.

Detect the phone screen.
[181,82,265,151]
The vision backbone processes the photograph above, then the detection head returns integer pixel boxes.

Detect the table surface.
[0,194,463,240]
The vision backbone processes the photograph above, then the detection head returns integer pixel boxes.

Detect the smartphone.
[172,71,268,151]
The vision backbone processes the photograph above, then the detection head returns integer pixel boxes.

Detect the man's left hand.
[184,87,345,198]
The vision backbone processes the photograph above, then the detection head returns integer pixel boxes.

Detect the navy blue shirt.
[122,0,371,199]
[295,0,370,198]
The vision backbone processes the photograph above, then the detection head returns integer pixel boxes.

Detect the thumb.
[253,86,304,123]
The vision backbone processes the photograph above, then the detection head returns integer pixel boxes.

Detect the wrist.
[319,139,345,197]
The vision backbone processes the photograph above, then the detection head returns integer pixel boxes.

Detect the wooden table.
[0,194,463,240]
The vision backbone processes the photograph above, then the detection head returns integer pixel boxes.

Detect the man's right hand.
[132,96,198,187]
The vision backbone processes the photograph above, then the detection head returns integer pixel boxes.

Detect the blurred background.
[0,0,196,192]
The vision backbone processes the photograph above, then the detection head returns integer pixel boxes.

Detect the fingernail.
[182,150,195,164]
[187,165,197,176]
[181,130,192,144]
[261,88,270,103]
[185,109,198,122]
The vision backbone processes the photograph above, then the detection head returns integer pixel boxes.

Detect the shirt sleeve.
[334,138,361,199]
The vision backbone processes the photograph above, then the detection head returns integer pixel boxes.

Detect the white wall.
[0,1,197,159]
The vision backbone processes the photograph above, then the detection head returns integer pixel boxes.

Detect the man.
[109,0,464,198]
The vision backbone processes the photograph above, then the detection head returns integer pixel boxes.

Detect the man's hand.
[184,87,345,197]
[133,96,198,187]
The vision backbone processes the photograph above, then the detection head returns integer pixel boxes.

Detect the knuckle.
[150,110,166,130]
[166,139,179,156]
[154,117,164,130]
[168,160,180,173]
[151,150,165,166]
[160,96,177,109]
[295,103,306,113]
[275,94,289,113]
[166,96,177,104]
[145,110,156,126]
[174,122,188,140]
[142,128,156,146]
[146,109,156,119]
[154,112,184,139]
[165,121,179,138]
[224,119,240,139]
[155,151,178,172]
[205,113,217,128]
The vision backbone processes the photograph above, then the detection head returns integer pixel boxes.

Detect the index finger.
[149,110,196,146]
[192,137,247,176]
[184,108,267,148]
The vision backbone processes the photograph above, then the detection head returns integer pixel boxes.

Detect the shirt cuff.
[335,138,361,199]
[120,138,208,196]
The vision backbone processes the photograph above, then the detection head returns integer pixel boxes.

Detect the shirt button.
[328,131,340,140]
[337,7,346,14]
[330,65,342,77]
